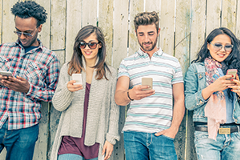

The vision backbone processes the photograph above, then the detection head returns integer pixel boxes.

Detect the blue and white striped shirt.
[118,48,183,133]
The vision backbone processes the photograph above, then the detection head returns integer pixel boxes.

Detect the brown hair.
[134,11,159,32]
[68,25,110,80]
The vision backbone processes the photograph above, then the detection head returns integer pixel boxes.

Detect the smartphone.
[72,73,82,85]
[0,71,13,77]
[226,69,237,79]
[142,77,153,91]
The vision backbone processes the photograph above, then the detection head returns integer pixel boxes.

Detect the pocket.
[194,130,208,142]
[23,61,43,83]
[0,57,12,71]
[232,132,240,140]
[161,135,174,141]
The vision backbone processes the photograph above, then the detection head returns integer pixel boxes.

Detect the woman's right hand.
[202,75,234,100]
[67,80,83,92]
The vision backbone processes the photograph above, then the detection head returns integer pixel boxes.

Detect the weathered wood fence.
[1,0,240,159]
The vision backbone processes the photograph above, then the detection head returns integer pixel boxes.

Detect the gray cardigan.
[50,62,120,160]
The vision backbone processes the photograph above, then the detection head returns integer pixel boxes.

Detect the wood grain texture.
[0,0,2,44]
[128,0,144,56]
[35,0,51,49]
[50,0,66,50]
[222,0,237,33]
[206,0,221,35]
[1,0,18,43]
[98,0,114,65]
[174,0,191,159]
[236,0,240,38]
[65,0,81,63]
[160,0,175,55]
[81,0,98,27]
[112,0,129,69]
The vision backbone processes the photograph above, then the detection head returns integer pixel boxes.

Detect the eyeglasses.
[14,28,37,38]
[210,42,233,52]
[79,42,99,49]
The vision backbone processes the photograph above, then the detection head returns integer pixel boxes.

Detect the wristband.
[127,90,134,101]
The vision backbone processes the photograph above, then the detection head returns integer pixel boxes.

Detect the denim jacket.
[184,62,240,123]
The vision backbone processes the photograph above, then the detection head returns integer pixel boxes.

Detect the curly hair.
[11,1,47,27]
[134,11,159,32]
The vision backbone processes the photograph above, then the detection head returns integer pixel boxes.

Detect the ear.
[207,43,210,50]
[37,24,43,32]
[98,42,102,49]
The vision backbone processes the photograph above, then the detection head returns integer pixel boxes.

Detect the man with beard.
[115,11,185,160]
[0,1,60,159]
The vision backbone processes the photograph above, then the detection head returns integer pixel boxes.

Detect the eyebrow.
[15,27,32,32]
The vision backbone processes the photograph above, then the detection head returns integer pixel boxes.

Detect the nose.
[219,46,226,52]
[144,35,150,42]
[19,32,26,39]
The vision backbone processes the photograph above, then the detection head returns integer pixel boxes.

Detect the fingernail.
[232,75,234,77]
[231,79,233,81]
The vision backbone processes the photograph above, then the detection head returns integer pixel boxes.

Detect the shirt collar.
[137,48,163,56]
[15,39,43,50]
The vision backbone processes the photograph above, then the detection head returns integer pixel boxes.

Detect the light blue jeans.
[58,154,98,160]
[194,130,240,160]
[124,131,177,160]
[0,121,39,160]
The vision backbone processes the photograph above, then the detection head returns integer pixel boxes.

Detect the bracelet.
[127,90,134,101]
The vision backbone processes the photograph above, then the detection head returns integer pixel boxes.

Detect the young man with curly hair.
[0,1,60,159]
[115,11,185,160]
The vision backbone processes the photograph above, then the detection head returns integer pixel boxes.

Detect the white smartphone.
[0,71,13,77]
[226,69,237,79]
[72,73,82,85]
[142,77,153,90]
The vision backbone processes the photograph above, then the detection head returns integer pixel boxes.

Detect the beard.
[139,37,158,52]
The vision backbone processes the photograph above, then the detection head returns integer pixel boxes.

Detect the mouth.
[84,51,92,55]
[217,53,226,58]
[143,43,152,47]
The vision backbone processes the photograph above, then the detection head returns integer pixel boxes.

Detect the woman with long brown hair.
[50,25,120,160]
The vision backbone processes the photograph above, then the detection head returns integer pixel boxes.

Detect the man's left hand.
[1,76,30,93]
[155,127,179,139]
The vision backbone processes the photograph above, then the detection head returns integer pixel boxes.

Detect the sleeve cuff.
[106,133,120,145]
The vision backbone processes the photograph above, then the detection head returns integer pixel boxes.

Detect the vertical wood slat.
[128,0,144,56]
[145,0,161,48]
[65,0,82,63]
[159,0,175,56]
[174,0,191,160]
[236,0,240,38]
[98,0,114,65]
[0,0,2,44]
[206,0,221,35]
[186,1,206,160]
[35,0,51,49]
[112,0,129,69]
[81,0,98,27]
[190,0,206,62]
[222,0,237,33]
[50,0,66,51]
[1,0,18,43]
[33,102,49,160]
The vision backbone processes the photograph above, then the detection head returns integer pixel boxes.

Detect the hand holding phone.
[226,69,237,79]
[72,74,82,85]
[142,77,153,91]
[0,71,13,77]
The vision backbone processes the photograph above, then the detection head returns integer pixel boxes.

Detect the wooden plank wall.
[0,0,240,159]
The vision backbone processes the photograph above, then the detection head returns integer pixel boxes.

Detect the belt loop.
[237,125,240,132]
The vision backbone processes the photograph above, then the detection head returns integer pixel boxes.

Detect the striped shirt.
[118,48,183,133]
[0,40,60,130]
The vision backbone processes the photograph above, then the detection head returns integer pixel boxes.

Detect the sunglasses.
[14,28,37,38]
[79,42,99,49]
[210,42,233,52]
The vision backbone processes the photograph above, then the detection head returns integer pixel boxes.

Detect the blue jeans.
[58,154,98,160]
[194,130,240,160]
[124,131,177,160]
[0,121,39,160]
